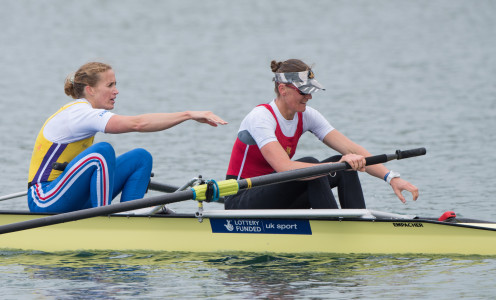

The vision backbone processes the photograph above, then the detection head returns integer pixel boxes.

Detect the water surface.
[0,0,495,298]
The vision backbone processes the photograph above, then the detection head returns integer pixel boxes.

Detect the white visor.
[273,70,325,94]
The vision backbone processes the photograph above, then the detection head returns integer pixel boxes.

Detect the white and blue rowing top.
[28,99,114,184]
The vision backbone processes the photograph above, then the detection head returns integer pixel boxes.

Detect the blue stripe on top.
[32,143,68,184]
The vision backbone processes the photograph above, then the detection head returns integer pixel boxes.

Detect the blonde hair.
[64,62,112,99]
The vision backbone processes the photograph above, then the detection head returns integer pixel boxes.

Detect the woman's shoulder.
[240,103,276,128]
[247,103,274,117]
[302,105,318,114]
[302,105,326,119]
[62,99,91,109]
[54,100,91,115]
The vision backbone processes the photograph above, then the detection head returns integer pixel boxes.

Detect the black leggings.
[224,155,365,209]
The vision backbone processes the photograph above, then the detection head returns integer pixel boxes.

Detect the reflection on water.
[2,251,151,299]
[1,250,495,299]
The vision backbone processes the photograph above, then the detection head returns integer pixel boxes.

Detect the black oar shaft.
[239,148,426,190]
[0,190,194,234]
[239,157,376,190]
[148,181,180,193]
[239,162,348,190]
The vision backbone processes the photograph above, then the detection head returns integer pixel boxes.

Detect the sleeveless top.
[226,104,303,179]
[28,100,112,185]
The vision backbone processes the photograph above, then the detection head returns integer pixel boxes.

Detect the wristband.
[383,171,390,182]
[385,171,400,184]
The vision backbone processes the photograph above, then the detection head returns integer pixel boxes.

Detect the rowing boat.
[4,148,492,255]
[1,208,495,255]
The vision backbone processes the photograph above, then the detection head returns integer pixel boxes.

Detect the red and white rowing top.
[226,100,334,179]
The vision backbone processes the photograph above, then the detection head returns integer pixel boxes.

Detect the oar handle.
[395,147,427,160]
[345,147,427,169]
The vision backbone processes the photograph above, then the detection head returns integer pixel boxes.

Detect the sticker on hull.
[392,222,424,228]
[210,219,312,235]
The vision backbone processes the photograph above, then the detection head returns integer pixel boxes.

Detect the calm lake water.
[0,0,495,298]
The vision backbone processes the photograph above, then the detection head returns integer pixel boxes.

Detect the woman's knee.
[321,155,342,163]
[132,148,153,165]
[296,156,319,163]
[122,148,153,169]
[91,142,116,157]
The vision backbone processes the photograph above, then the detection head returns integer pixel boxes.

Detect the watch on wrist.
[385,171,401,184]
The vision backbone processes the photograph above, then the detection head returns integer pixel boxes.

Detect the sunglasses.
[284,84,309,96]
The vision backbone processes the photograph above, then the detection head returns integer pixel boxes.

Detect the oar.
[149,177,201,214]
[0,181,180,202]
[229,147,426,192]
[0,191,27,201]
[148,181,180,193]
[0,147,426,235]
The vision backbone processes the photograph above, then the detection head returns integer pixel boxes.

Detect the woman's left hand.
[390,178,419,203]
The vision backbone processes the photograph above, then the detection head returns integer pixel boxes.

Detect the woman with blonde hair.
[28,62,227,213]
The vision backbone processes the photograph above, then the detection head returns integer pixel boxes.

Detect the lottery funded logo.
[211,218,312,235]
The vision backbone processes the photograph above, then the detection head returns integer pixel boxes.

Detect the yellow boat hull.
[1,211,495,255]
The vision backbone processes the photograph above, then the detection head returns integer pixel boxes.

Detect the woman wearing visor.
[224,59,418,209]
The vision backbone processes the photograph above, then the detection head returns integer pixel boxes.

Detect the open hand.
[190,111,228,127]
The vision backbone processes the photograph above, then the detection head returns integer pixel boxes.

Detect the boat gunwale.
[0,210,495,232]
